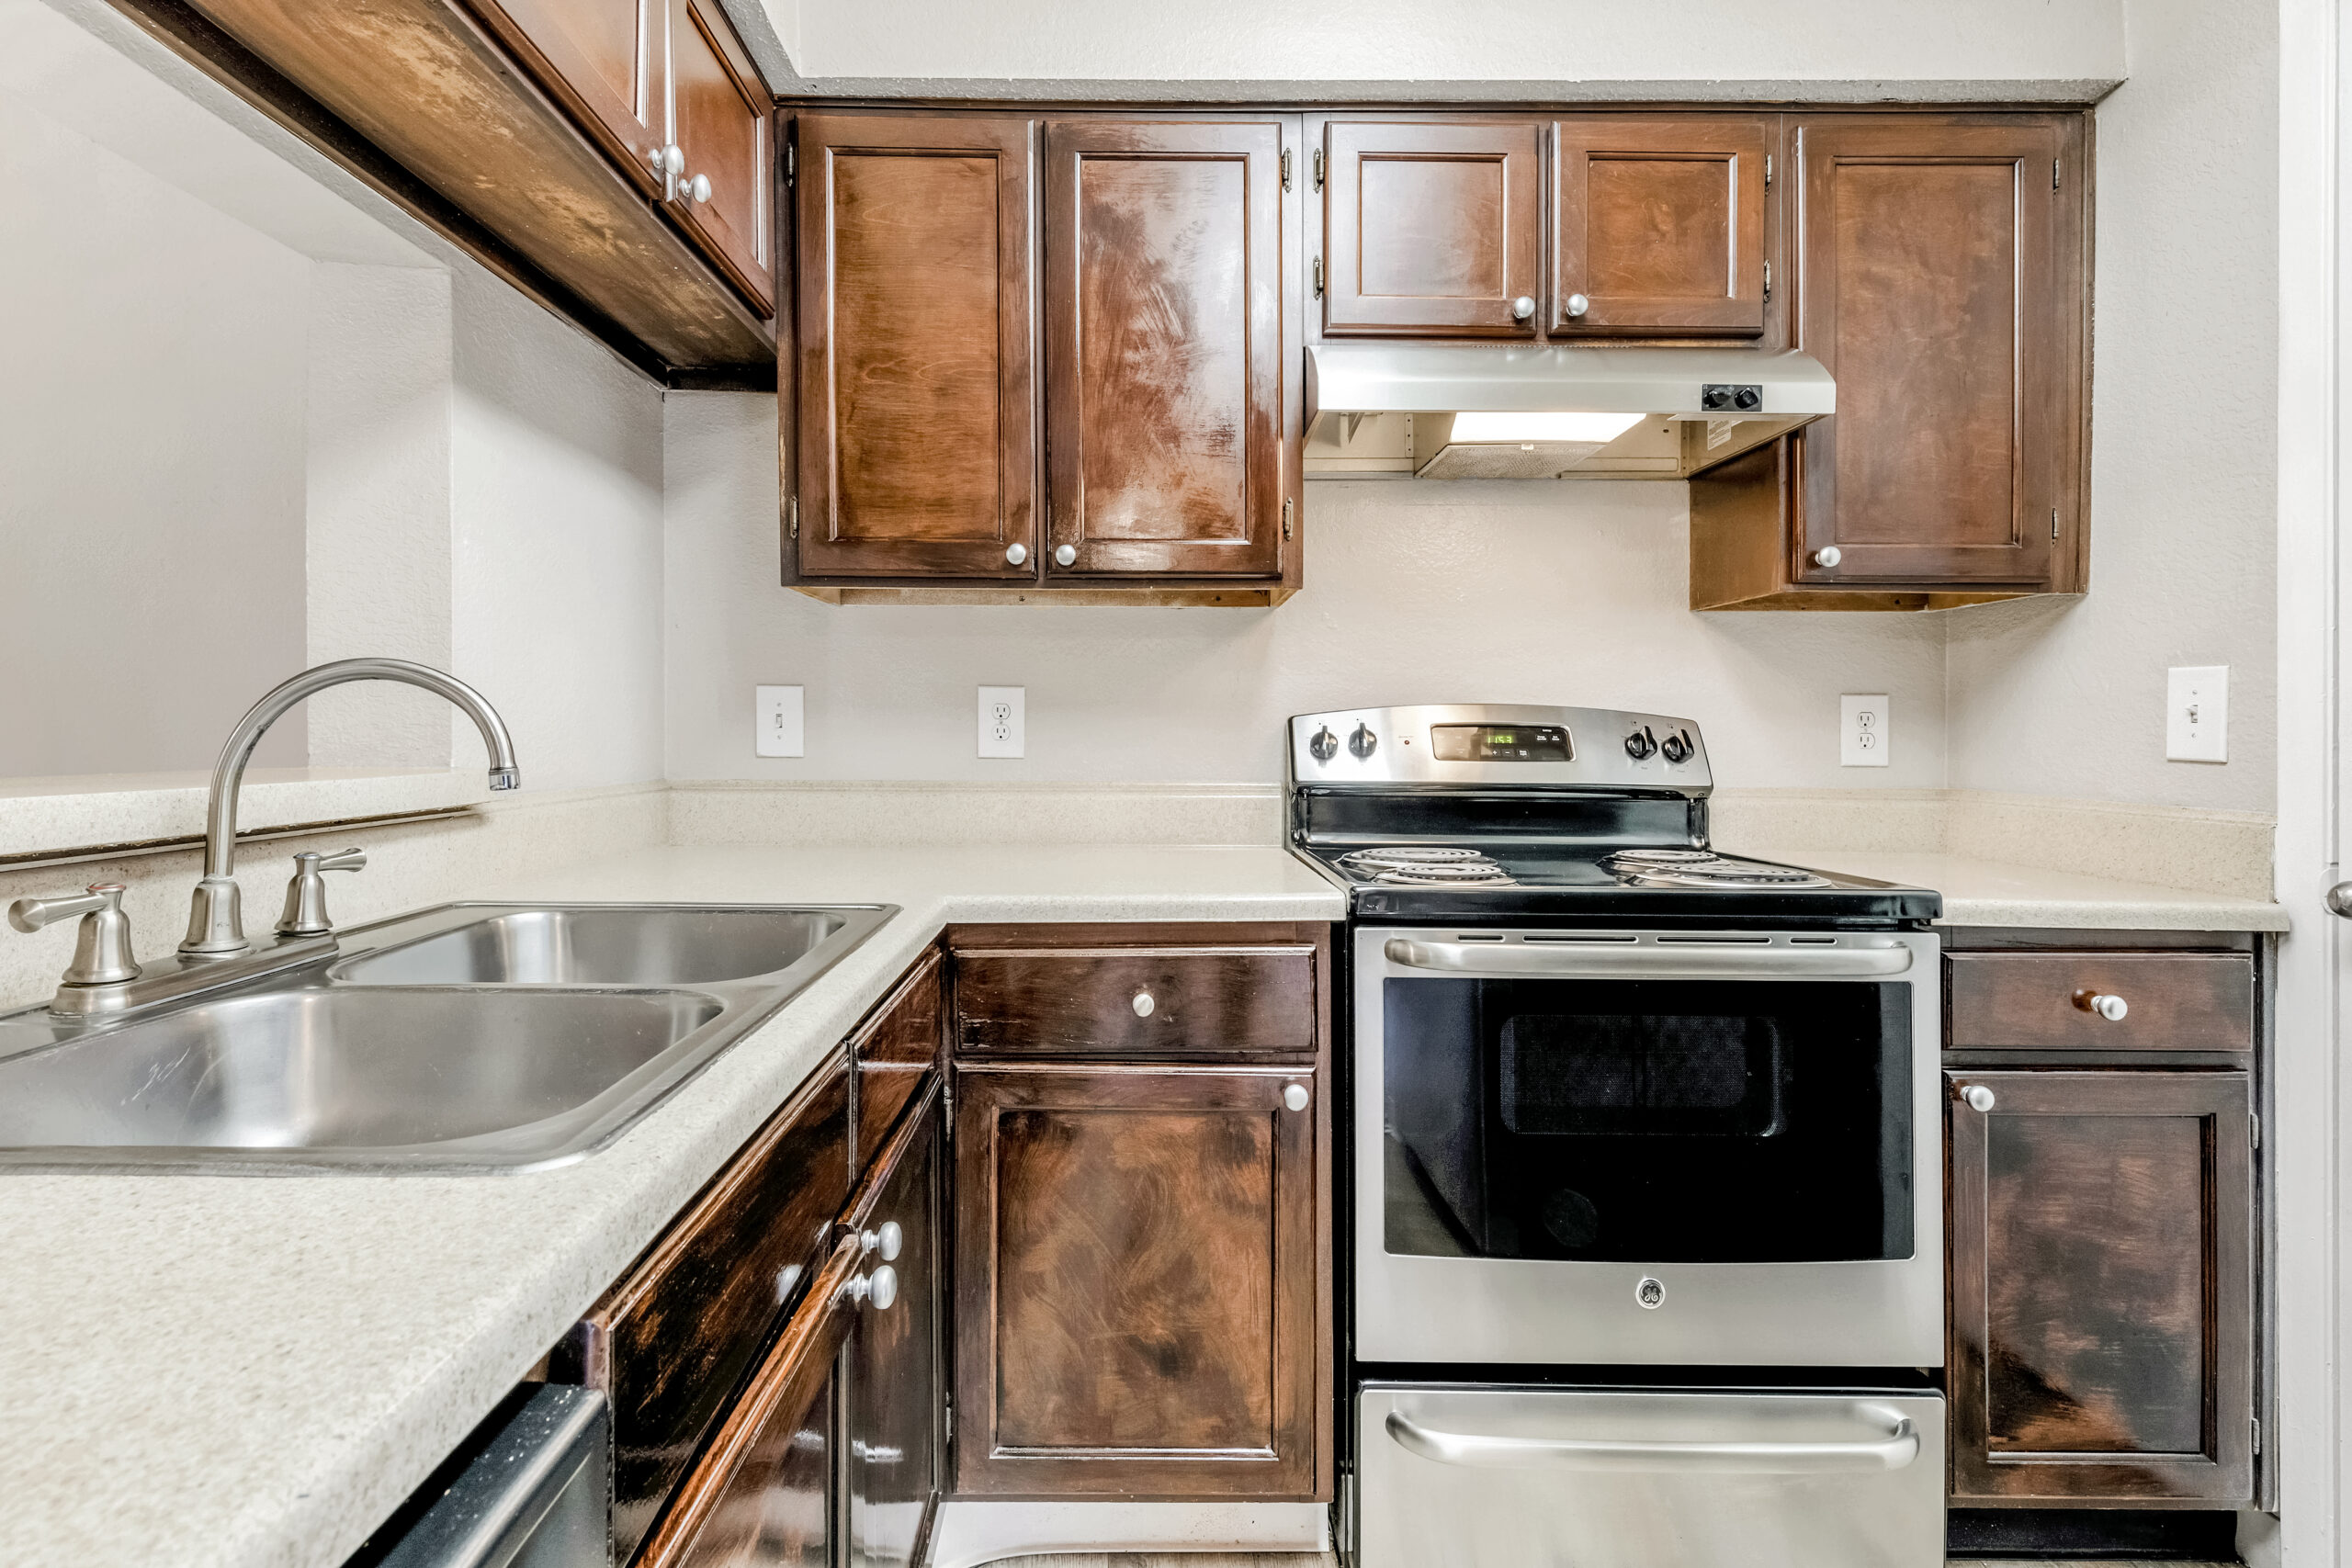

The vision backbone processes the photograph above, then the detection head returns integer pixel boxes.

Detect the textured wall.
[1944,0,2279,812]
[663,392,1948,786]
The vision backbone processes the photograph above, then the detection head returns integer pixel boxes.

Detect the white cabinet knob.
[1562,292,1589,319]
[1054,544,1077,567]
[688,173,712,205]
[1962,1085,1996,1113]
[1283,1083,1310,1112]
[1810,546,1842,569]
[1131,990,1155,1018]
[660,143,684,176]
[860,1220,902,1260]
[1004,543,1028,566]
[2077,991,2129,1021]
[1511,295,1537,321]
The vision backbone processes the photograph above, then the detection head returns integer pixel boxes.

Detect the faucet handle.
[277,848,367,938]
[9,883,142,987]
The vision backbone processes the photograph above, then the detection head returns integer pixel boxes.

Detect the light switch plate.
[2166,665,2228,762]
[978,686,1024,758]
[1840,694,1890,767]
[754,685,804,758]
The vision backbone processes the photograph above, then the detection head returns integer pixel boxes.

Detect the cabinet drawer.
[955,945,1317,1055]
[1946,952,2254,1054]
[555,1052,850,1561]
[637,1235,860,1568]
[853,946,943,1172]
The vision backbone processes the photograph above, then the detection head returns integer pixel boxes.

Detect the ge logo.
[1635,1277,1666,1310]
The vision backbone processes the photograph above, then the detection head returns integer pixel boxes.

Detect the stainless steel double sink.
[0,903,896,1173]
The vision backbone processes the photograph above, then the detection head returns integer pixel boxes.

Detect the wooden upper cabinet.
[1791,115,2081,587]
[463,0,666,195]
[1043,118,1289,579]
[1321,118,1543,336]
[953,1063,1320,1497]
[795,114,1038,579]
[1947,1070,2256,1504]
[665,0,774,311]
[1551,116,1773,338]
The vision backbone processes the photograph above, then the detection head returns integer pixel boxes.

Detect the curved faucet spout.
[182,659,521,956]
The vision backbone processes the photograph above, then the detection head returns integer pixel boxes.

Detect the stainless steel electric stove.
[1292,705,1949,1568]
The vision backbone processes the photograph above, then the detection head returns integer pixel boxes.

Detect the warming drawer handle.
[1381,938,1914,979]
[1384,1410,1920,1474]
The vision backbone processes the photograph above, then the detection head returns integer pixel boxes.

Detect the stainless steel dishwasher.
[379,1385,609,1568]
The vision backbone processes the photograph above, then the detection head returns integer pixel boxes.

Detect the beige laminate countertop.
[0,845,1341,1568]
[0,840,2281,1568]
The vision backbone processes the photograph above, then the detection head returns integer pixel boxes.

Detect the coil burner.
[1605,848,1831,889]
[1336,846,1517,887]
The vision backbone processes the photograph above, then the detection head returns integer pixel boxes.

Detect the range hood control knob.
[1623,728,1656,761]
[1308,727,1339,762]
[1348,723,1378,760]
[1659,730,1692,764]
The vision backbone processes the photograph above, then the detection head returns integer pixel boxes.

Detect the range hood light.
[1447,411,1647,445]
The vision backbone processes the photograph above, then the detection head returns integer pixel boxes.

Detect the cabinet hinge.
[2050,507,2059,540]
[1282,496,1295,540]
[1281,148,1293,191]
[786,140,796,187]
[1313,255,1325,298]
[2053,157,2062,191]
[1313,146,1325,191]
[2254,1416,2262,1455]
[2251,1111,2262,1150]
[788,495,799,538]
[944,1395,955,1442]
[1762,259,1770,304]
[1764,152,1772,191]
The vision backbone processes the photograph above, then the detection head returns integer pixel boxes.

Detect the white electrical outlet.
[754,685,804,758]
[1840,694,1890,767]
[978,685,1024,758]
[2166,666,2229,762]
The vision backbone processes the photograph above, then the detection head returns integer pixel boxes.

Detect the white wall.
[1945,0,2279,813]
[759,0,2125,97]
[0,80,310,776]
[665,392,1948,786]
[450,267,668,791]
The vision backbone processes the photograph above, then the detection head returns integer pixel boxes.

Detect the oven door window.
[1384,977,1912,1262]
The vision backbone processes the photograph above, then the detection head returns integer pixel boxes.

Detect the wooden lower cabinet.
[952,1062,1323,1497]
[1945,1069,2256,1504]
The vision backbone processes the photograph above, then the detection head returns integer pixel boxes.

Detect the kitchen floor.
[976,1554,2239,1567]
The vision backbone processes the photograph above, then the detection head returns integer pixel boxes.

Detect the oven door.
[1353,926,1942,1366]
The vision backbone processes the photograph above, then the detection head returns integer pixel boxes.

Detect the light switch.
[755,685,804,758]
[2166,666,2228,762]
[1840,694,1890,767]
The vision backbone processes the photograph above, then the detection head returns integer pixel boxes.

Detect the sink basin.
[333,907,851,987]
[0,988,718,1158]
[0,901,896,1171]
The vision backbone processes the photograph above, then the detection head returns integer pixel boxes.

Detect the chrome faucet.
[181,659,520,957]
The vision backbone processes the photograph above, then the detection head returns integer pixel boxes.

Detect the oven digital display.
[1430,724,1573,762]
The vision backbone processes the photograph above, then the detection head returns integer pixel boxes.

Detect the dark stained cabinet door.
[795,114,1038,579]
[846,1087,943,1568]
[1790,116,2083,587]
[1947,1070,2256,1504]
[1042,118,1288,579]
[1551,116,1774,338]
[463,0,666,195]
[1321,118,1543,336]
[953,1062,1320,1496]
[666,0,774,311]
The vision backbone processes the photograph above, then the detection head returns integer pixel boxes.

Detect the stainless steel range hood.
[1303,344,1835,480]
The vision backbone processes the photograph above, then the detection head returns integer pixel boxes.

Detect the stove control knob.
[1348,723,1378,760]
[1308,727,1339,762]
[1623,728,1656,761]
[1660,730,1692,764]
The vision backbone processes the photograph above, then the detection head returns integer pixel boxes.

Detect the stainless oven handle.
[1382,938,1914,979]
[1385,1410,1920,1473]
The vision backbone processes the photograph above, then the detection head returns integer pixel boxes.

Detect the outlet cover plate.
[755,685,804,758]
[978,685,1024,759]
[2166,665,2228,762]
[1840,694,1890,767]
